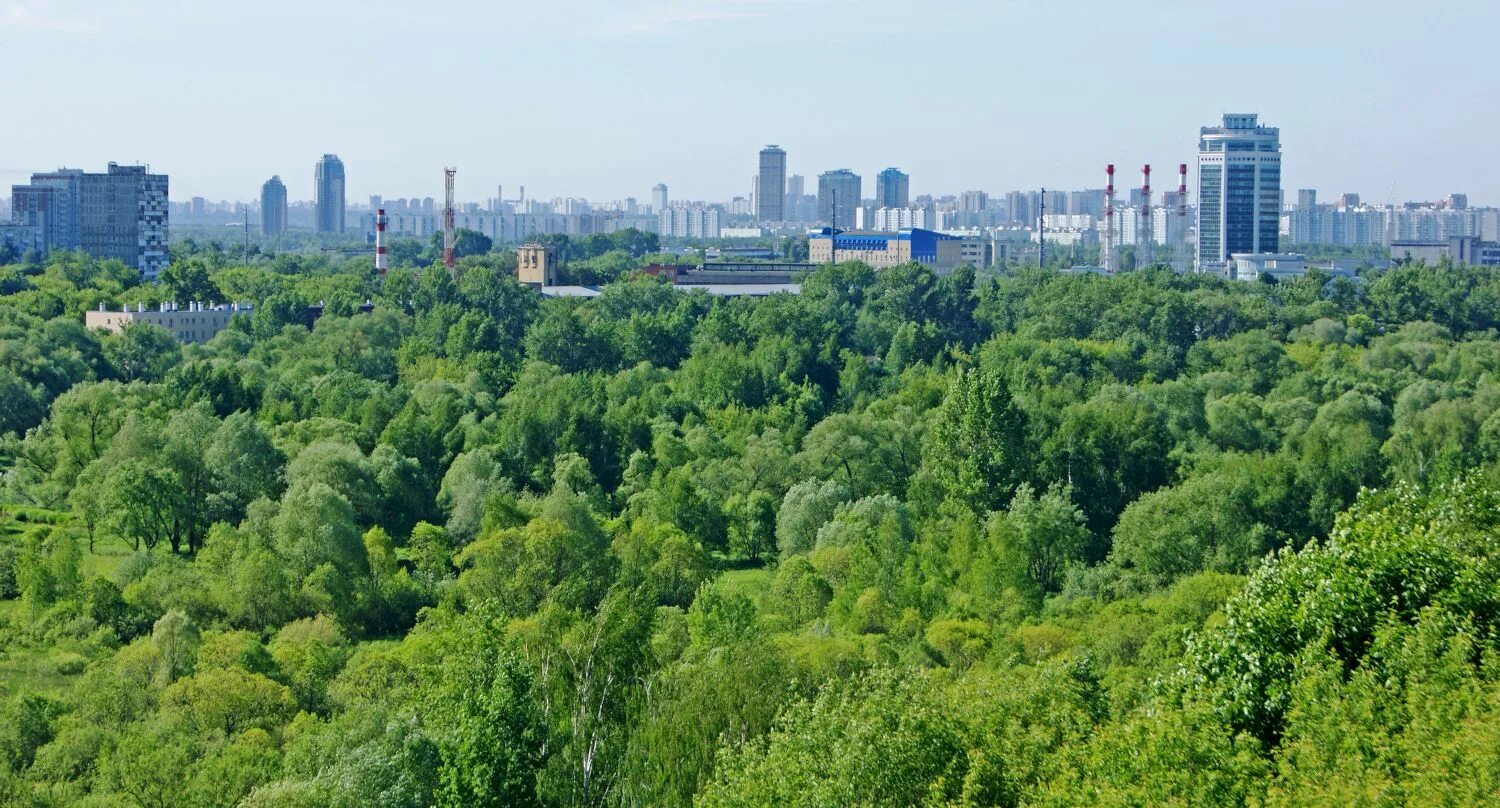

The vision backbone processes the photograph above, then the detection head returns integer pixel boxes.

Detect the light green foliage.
[700,669,968,807]
[438,447,508,545]
[983,483,1090,598]
[151,608,202,685]
[269,615,352,713]
[456,487,612,615]
[769,556,832,625]
[775,479,851,559]
[1109,458,1287,585]
[686,581,759,653]
[197,629,279,678]
[612,518,709,608]
[1187,479,1500,746]
[161,667,297,736]
[99,458,185,552]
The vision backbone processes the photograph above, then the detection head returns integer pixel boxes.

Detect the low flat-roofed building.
[541,283,799,298]
[1390,237,1500,267]
[86,301,252,344]
[958,238,997,268]
[1229,253,1307,282]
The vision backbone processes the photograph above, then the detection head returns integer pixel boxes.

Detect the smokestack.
[1177,164,1188,217]
[1140,165,1154,268]
[1104,164,1117,275]
[375,208,388,275]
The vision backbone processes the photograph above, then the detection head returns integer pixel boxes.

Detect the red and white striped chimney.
[375,208,388,275]
[1141,165,1152,215]
[1177,164,1188,217]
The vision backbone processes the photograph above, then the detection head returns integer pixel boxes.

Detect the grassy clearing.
[80,538,132,581]
[0,642,91,699]
[0,518,133,700]
[716,567,775,608]
[0,599,96,699]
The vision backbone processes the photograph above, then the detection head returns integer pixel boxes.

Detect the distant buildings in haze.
[1285,189,1498,246]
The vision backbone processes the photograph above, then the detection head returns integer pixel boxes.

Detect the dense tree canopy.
[3,245,1500,805]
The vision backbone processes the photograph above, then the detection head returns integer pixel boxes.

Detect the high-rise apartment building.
[12,170,82,251]
[875,168,910,209]
[659,205,721,239]
[868,207,931,231]
[1004,191,1035,226]
[82,165,169,277]
[818,169,861,230]
[757,146,787,222]
[1067,189,1106,218]
[261,176,288,236]
[9,163,168,277]
[314,154,346,233]
[786,174,804,215]
[651,183,668,213]
[1197,113,1281,270]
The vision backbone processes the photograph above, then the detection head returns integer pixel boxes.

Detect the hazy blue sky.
[3,0,1495,205]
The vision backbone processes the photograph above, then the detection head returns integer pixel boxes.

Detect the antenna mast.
[443,167,457,272]
[1038,188,1046,267]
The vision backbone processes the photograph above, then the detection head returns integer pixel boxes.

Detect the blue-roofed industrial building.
[808,227,968,272]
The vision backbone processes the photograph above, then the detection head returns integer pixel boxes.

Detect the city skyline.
[2,0,1496,204]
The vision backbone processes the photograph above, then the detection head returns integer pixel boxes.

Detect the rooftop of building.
[542,284,800,298]
[1201,113,1279,137]
[809,228,962,243]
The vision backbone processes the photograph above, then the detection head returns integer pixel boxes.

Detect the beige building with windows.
[85,301,252,344]
[517,243,560,286]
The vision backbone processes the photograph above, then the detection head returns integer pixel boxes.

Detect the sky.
[2,0,1496,206]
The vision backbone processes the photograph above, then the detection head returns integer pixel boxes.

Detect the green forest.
[3,237,1500,806]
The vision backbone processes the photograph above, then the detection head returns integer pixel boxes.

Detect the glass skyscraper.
[757,146,786,222]
[261,175,287,236]
[1197,114,1281,271]
[314,154,345,233]
[817,169,861,230]
[875,167,910,209]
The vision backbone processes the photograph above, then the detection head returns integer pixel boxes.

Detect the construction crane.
[443,167,457,272]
